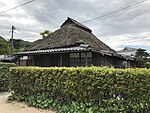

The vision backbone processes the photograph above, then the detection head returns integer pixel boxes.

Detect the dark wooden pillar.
[79,52,81,66]
[59,54,62,67]
[85,52,88,66]
[18,56,20,66]
[26,56,29,66]
[32,56,34,66]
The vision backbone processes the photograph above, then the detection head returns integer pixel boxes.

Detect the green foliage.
[135,48,150,68]
[9,39,31,52]
[9,67,150,113]
[135,48,149,59]
[143,61,150,68]
[12,39,31,49]
[0,36,10,54]
[40,30,53,38]
[0,62,15,92]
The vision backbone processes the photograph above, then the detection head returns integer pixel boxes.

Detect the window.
[70,52,92,66]
[81,52,92,63]
[70,53,80,66]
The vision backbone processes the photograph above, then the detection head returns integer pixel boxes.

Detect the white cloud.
[100,32,150,51]
[0,0,17,11]
[0,0,149,52]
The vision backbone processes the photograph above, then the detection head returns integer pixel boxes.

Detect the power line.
[100,1,150,22]
[0,0,36,14]
[81,0,149,23]
[112,3,150,21]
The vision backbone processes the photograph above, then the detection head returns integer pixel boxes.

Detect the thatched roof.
[61,17,92,33]
[26,17,115,53]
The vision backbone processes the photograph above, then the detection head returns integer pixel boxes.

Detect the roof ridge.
[61,17,92,33]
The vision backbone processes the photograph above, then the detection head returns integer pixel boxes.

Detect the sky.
[0,0,150,52]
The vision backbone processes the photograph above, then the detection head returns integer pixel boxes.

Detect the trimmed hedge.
[9,67,150,113]
[0,62,15,92]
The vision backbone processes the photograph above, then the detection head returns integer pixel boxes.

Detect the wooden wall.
[92,52,114,66]
[62,53,69,66]
[17,52,137,68]
[32,53,69,67]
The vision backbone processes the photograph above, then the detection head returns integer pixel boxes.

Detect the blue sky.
[0,0,150,52]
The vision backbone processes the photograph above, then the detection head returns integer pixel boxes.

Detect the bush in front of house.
[0,62,16,92]
[143,61,150,68]
[9,66,150,113]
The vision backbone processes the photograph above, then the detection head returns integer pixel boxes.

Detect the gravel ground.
[0,92,56,113]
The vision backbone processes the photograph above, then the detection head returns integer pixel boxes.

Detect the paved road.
[0,92,56,113]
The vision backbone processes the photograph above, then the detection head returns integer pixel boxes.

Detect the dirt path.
[0,92,56,113]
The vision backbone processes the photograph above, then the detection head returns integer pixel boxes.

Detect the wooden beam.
[32,56,34,66]
[18,56,20,66]
[79,52,81,66]
[27,56,29,66]
[60,54,62,67]
[85,52,88,66]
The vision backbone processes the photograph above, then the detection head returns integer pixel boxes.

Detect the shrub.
[143,61,150,68]
[0,62,15,92]
[9,66,150,113]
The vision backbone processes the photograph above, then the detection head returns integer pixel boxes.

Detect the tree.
[0,36,10,54]
[40,30,53,38]
[135,48,150,68]
[9,39,31,52]
[135,48,149,59]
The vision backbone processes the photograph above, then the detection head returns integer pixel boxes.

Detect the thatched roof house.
[15,17,136,67]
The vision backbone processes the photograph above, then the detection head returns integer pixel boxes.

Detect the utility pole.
[11,25,15,54]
